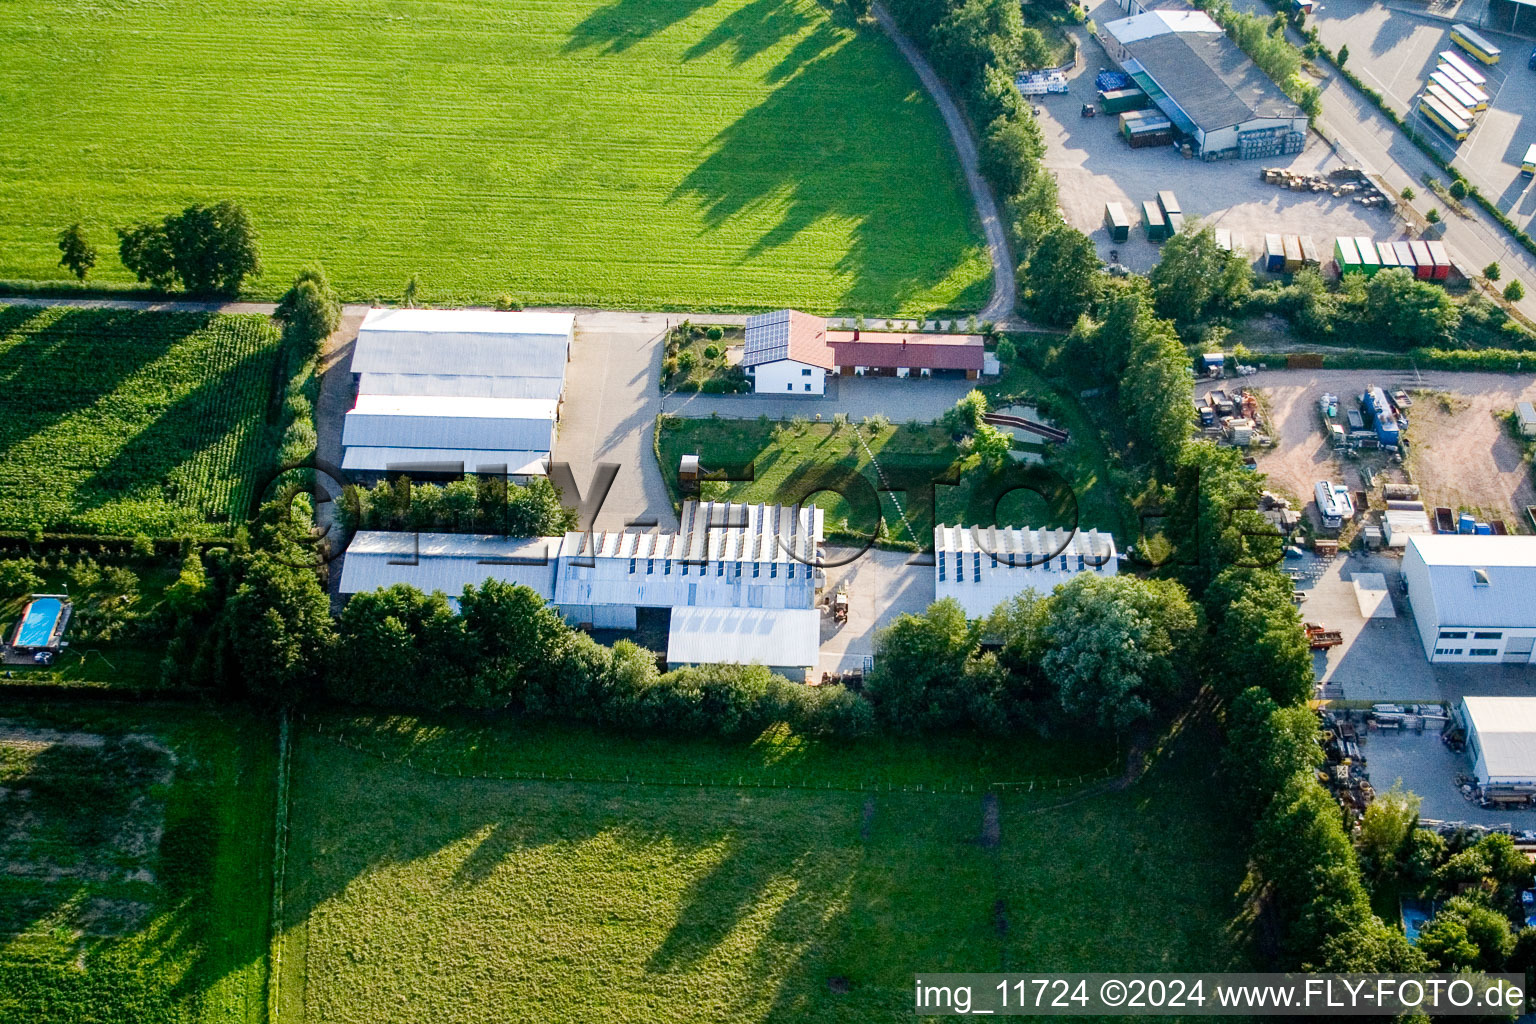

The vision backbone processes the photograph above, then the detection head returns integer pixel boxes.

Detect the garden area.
[0,701,276,1024]
[0,306,284,538]
[656,380,1130,548]
[0,0,989,314]
[275,715,1246,1024]
[661,320,749,394]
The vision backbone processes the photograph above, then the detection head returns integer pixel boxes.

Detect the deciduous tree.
[57,223,97,280]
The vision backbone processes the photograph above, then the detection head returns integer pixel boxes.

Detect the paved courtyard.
[816,546,934,676]
[1043,12,1401,274]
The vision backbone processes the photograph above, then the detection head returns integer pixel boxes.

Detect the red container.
[1425,240,1451,279]
[1408,241,1434,280]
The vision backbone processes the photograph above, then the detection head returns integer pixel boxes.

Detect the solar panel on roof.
[743,309,793,365]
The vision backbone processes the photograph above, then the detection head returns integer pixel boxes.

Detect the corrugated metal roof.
[1411,536,1536,627]
[934,524,1118,619]
[1464,697,1536,782]
[666,606,819,669]
[358,372,563,400]
[342,395,556,450]
[340,447,549,475]
[350,308,572,378]
[742,309,834,369]
[339,532,564,598]
[934,524,1116,562]
[1111,13,1302,131]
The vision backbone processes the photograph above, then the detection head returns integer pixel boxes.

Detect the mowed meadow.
[0,0,989,313]
[275,718,1249,1023]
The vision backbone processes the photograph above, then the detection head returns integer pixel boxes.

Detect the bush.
[706,326,723,341]
[675,379,700,393]
[1400,186,1415,201]
[494,293,522,311]
[1426,208,1440,224]
[1484,262,1502,282]
[1449,179,1467,201]
[703,344,721,360]
[1505,280,1526,303]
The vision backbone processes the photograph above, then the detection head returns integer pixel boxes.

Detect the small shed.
[1516,401,1536,438]
[679,454,702,486]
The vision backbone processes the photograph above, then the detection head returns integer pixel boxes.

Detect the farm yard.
[0,306,283,537]
[275,715,1247,1023]
[0,0,989,314]
[0,704,276,1024]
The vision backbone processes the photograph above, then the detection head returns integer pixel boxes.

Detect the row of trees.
[339,476,579,537]
[56,201,262,295]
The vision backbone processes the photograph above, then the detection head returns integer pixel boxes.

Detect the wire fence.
[304,716,1121,797]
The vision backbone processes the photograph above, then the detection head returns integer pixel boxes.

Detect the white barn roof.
[934,524,1118,619]
[358,372,564,401]
[341,394,557,452]
[1463,697,1536,784]
[666,606,819,670]
[338,532,564,599]
[350,308,573,378]
[1408,536,1536,627]
[339,448,549,476]
[1104,9,1220,44]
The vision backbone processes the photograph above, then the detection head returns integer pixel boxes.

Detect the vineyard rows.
[0,306,282,536]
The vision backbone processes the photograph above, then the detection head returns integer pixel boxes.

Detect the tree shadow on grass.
[669,44,987,313]
[0,307,206,470]
[563,0,724,55]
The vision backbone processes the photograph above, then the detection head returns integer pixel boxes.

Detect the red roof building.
[828,330,985,377]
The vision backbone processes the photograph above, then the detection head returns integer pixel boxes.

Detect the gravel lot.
[1041,13,1401,274]
[1241,367,1536,526]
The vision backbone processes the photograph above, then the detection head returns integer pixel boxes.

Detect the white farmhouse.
[740,309,833,395]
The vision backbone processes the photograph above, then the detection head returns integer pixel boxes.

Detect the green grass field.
[0,0,989,314]
[0,306,283,536]
[656,411,1127,548]
[278,716,1247,1023]
[0,702,276,1024]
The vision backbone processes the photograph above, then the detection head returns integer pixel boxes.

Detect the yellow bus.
[1430,71,1485,111]
[1439,49,1489,85]
[1450,25,1501,65]
[1419,94,1471,141]
[1424,84,1475,123]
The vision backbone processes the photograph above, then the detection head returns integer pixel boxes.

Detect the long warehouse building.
[1098,7,1307,159]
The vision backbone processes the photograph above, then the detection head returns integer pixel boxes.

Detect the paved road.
[872,3,1018,324]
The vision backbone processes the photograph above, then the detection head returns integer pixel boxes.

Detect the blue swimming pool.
[15,597,63,648]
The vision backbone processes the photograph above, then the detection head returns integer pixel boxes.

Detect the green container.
[1098,88,1149,115]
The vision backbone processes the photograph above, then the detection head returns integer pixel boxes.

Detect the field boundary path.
[872,3,1019,324]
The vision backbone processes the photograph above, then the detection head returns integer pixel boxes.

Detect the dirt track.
[1239,368,1536,528]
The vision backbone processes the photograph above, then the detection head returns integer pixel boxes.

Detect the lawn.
[0,0,989,314]
[656,410,1126,548]
[277,716,1247,1023]
[0,701,277,1024]
[0,306,283,537]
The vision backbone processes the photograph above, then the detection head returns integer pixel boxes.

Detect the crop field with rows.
[0,0,988,314]
[0,306,283,537]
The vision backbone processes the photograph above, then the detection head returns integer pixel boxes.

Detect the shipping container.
[1409,240,1434,280]
[1103,202,1130,242]
[1355,236,1381,275]
[1335,235,1362,273]
[1265,233,1286,272]
[1299,235,1321,266]
[1143,201,1168,241]
[1439,50,1487,86]
[1127,128,1173,149]
[1393,241,1416,272]
[1282,234,1303,271]
[1363,386,1403,446]
[1429,71,1485,112]
[1424,83,1475,124]
[1425,240,1451,279]
[1166,211,1185,235]
[1451,23,1501,64]
[1215,228,1233,252]
[1418,94,1471,140]
[1098,87,1149,114]
[1157,190,1182,217]
[1375,241,1400,271]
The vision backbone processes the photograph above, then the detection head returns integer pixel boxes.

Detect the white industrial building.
[933,524,1118,619]
[1456,697,1536,790]
[741,309,834,395]
[339,532,562,605]
[1098,8,1307,159]
[337,501,824,678]
[1402,535,1536,664]
[342,309,573,477]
